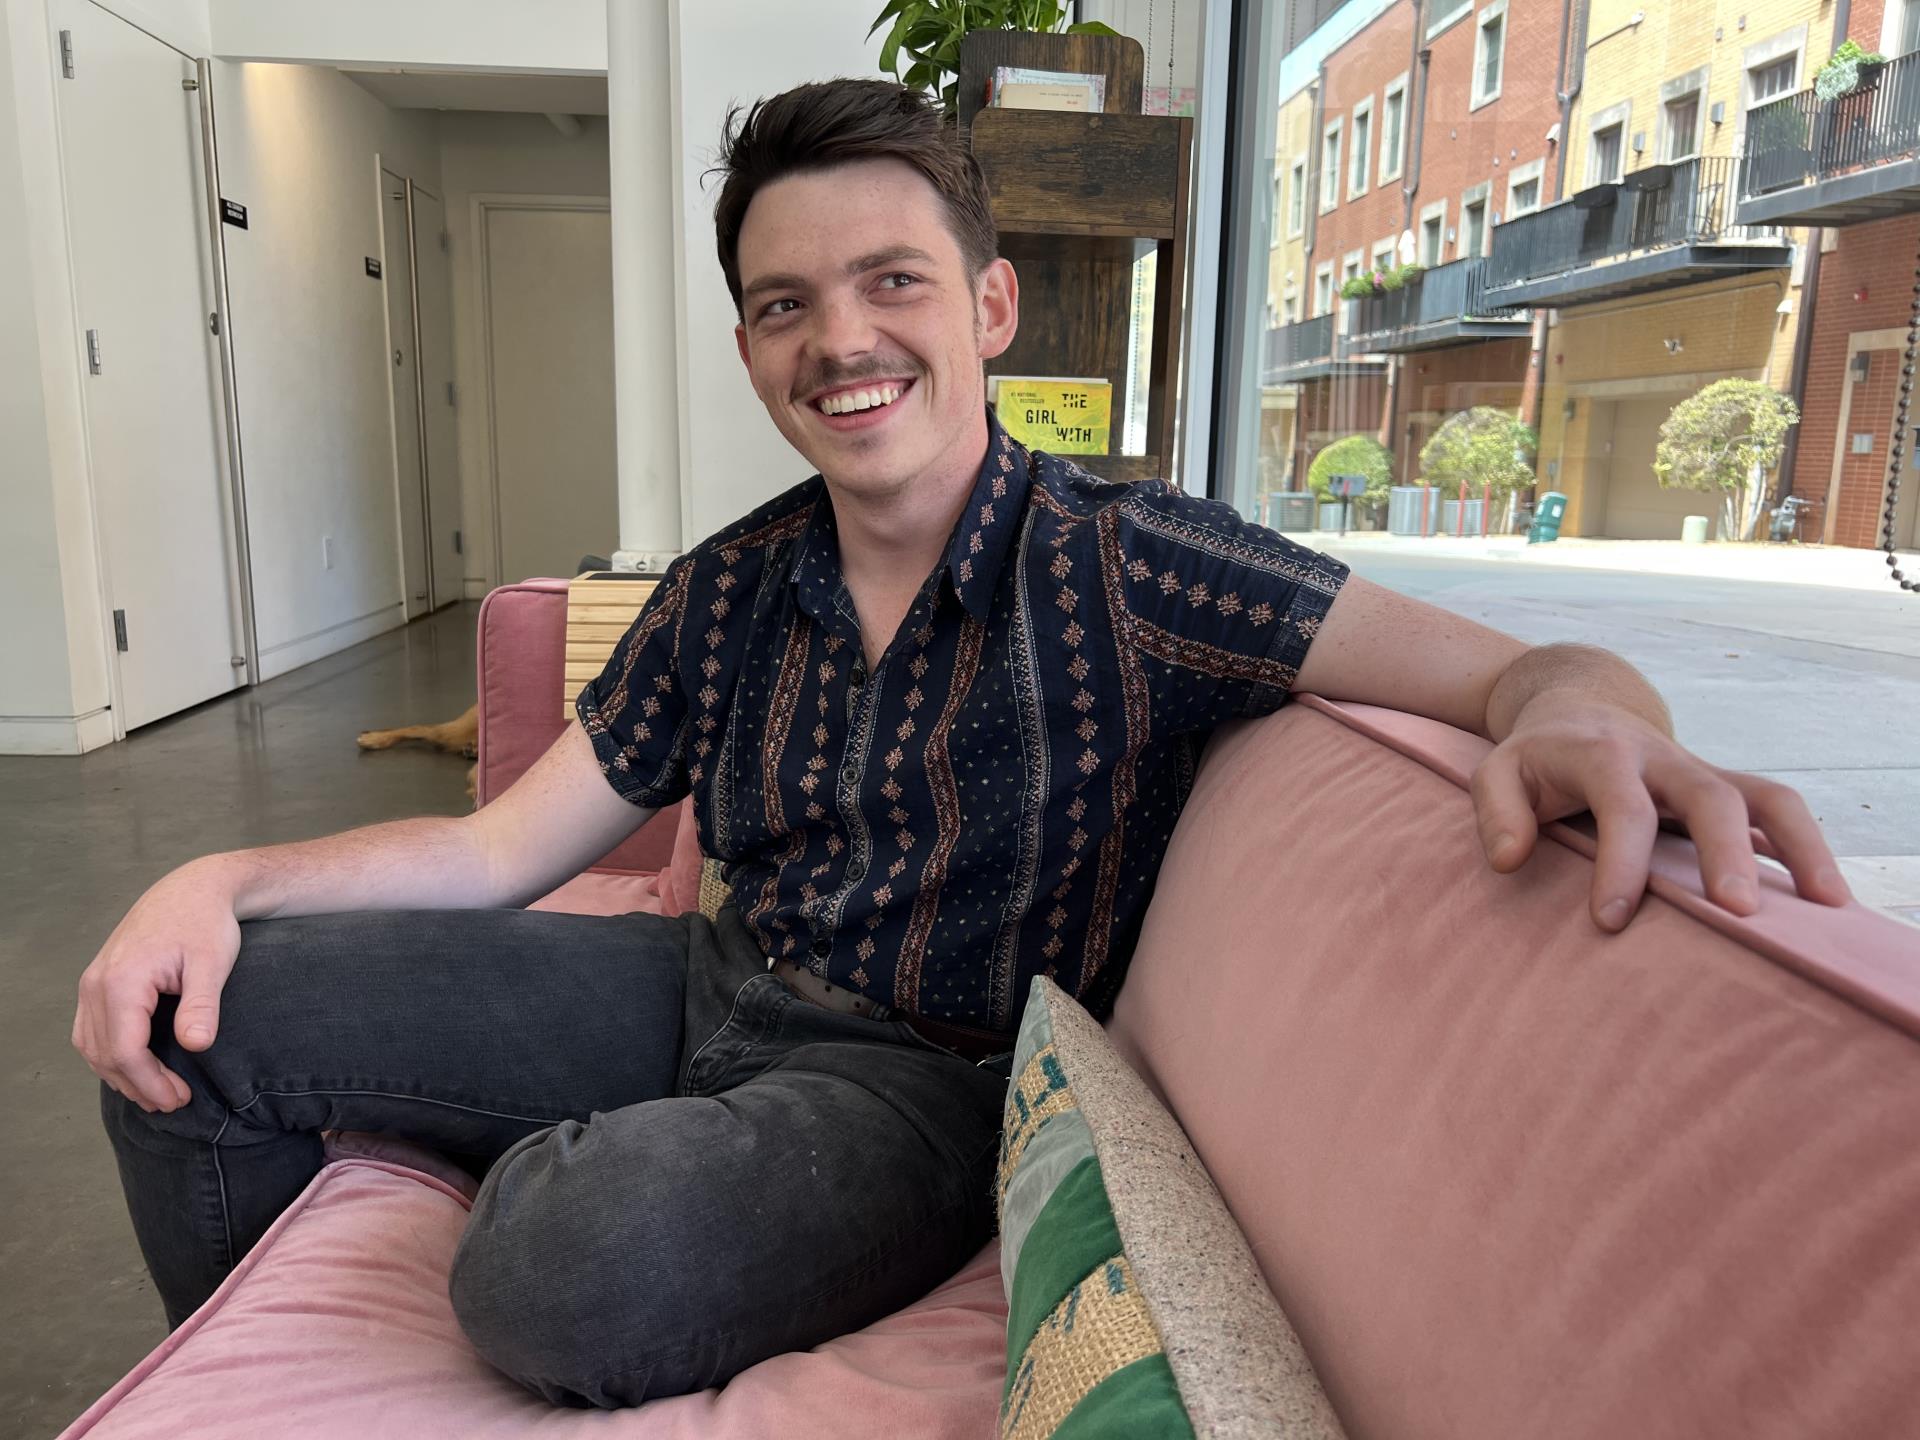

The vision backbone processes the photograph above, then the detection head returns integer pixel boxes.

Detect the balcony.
[1261,313,1390,384]
[1483,155,1791,309]
[1339,257,1531,356]
[1737,50,1920,227]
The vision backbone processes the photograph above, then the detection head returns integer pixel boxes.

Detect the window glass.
[1665,93,1700,160]
[1421,212,1445,264]
[1749,55,1797,104]
[1288,159,1307,235]
[1510,176,1540,215]
[1351,104,1373,196]
[1382,86,1406,177]
[1904,0,1920,57]
[1591,123,1623,182]
[1462,199,1487,257]
[1478,14,1505,99]
[1321,123,1342,210]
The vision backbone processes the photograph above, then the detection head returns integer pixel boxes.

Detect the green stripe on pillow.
[1050,1356,1196,1440]
[1005,1154,1125,1377]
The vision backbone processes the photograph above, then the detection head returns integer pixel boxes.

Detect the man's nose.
[808,293,877,363]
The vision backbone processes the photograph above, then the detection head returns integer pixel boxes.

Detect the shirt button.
[811,937,830,960]
[850,662,867,688]
[841,763,858,785]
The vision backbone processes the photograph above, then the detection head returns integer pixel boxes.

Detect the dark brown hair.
[711,79,998,316]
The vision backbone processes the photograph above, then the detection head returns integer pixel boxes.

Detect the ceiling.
[340,68,608,116]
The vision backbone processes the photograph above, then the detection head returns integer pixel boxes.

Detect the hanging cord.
[1886,246,1920,590]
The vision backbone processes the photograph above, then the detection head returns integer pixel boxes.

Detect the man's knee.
[447,1121,721,1408]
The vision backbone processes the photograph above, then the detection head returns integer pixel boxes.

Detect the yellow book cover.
[994,378,1112,455]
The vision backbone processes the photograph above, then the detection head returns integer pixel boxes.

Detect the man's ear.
[735,322,751,372]
[977,257,1019,362]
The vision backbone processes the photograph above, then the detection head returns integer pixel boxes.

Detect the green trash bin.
[1528,491,1568,544]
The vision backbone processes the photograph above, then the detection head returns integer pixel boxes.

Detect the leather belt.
[769,959,1012,1064]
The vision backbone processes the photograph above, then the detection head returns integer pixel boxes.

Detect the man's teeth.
[819,384,904,416]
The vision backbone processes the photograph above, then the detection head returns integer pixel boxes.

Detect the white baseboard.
[0,707,113,755]
[258,604,406,682]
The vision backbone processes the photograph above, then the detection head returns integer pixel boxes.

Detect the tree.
[1652,379,1799,541]
[1419,407,1538,498]
[1305,435,1393,504]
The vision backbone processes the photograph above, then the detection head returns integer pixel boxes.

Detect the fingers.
[1586,775,1661,932]
[92,975,190,1113]
[1728,772,1853,907]
[174,949,225,1052]
[1654,762,1760,917]
[1470,747,1541,873]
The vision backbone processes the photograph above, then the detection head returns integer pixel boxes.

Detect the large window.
[1748,54,1797,105]
[1420,202,1446,265]
[1461,197,1487,258]
[1350,98,1374,200]
[1381,76,1408,183]
[1320,120,1342,213]
[1590,122,1625,183]
[1473,2,1507,108]
[1287,157,1306,237]
[1312,263,1333,317]
[1664,90,1702,160]
[1507,161,1543,217]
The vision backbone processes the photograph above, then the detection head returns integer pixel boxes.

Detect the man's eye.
[763,298,801,318]
[878,273,919,290]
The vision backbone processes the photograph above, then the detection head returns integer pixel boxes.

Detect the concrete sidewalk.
[1278,528,1918,594]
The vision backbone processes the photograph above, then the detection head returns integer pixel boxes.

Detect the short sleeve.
[573,557,696,808]
[1109,485,1349,726]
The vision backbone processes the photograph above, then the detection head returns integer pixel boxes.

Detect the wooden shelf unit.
[958,32,1192,487]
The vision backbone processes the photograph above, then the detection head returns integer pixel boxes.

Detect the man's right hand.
[73,858,243,1114]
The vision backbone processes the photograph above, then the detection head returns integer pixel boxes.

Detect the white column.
[606,0,683,571]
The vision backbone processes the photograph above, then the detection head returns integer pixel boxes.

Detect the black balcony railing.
[1345,256,1524,344]
[1484,155,1771,292]
[1742,50,1920,196]
[1262,313,1335,378]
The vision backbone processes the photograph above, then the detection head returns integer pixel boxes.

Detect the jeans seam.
[231,1087,566,1127]
[682,973,767,1093]
[210,1108,235,1270]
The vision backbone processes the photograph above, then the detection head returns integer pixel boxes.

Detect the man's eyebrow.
[740,246,938,302]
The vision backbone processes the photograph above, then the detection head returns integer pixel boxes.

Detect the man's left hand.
[1470,692,1853,932]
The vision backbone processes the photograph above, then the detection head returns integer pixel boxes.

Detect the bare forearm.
[1485,643,1672,742]
[194,815,503,923]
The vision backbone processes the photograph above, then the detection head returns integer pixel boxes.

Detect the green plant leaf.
[1065,21,1121,36]
[866,0,911,40]
[880,24,905,76]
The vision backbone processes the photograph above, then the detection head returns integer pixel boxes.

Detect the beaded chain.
[1884,258,1920,591]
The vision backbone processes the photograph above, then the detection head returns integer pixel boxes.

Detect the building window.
[1380,76,1408,182]
[1287,157,1306,236]
[1282,290,1299,324]
[1341,251,1365,284]
[1321,121,1342,213]
[1420,207,1445,265]
[1473,2,1507,109]
[1460,199,1488,258]
[1663,91,1701,161]
[1590,123,1625,183]
[1313,264,1334,315]
[1748,54,1798,106]
[1350,99,1374,199]
[1373,240,1396,275]
[1427,0,1471,40]
[1509,175,1540,215]
[1903,0,1920,57]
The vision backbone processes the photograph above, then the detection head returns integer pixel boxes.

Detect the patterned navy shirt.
[578,412,1350,1032]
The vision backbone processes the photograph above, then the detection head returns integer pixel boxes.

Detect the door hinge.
[446,380,457,408]
[112,609,128,652]
[85,328,102,374]
[209,311,220,337]
[181,77,198,92]
[58,29,74,79]
[439,230,450,253]
[453,529,463,555]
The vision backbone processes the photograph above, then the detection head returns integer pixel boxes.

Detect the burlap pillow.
[997,977,1347,1439]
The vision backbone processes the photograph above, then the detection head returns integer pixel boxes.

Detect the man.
[75,80,1849,1409]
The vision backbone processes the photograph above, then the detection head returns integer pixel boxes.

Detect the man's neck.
[825,407,989,600]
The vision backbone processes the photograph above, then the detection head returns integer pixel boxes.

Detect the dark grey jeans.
[101,904,1008,1408]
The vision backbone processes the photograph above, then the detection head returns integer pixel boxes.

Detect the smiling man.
[76,80,1850,1409]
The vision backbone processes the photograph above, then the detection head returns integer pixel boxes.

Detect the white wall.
[210,0,605,73]
[665,0,886,544]
[212,61,444,677]
[436,110,611,593]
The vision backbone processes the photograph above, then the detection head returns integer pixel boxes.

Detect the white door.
[56,0,243,729]
[1602,396,1717,540]
[412,187,462,608]
[381,170,430,619]
[483,204,618,582]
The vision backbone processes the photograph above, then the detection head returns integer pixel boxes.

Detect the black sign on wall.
[365,257,382,279]
[220,198,248,229]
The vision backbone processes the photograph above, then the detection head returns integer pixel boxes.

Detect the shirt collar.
[787,409,1034,625]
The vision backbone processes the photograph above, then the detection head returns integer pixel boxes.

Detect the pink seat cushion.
[1108,697,1920,1440]
[57,1160,1007,1440]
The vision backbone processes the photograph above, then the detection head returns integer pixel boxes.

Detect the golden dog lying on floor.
[356,704,479,801]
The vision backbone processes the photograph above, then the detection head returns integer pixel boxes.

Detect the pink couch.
[59,579,1920,1439]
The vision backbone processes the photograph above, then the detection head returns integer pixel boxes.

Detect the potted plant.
[1814,39,1888,101]
[870,0,1119,115]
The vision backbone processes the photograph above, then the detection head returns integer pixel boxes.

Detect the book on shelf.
[990,376,1112,455]
[987,66,1107,114]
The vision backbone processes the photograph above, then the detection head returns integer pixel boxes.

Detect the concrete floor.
[0,602,478,1439]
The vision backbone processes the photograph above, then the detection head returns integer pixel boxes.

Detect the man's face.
[734,158,1017,501]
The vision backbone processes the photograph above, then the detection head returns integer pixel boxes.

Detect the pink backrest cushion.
[475,580,680,875]
[1108,696,1920,1440]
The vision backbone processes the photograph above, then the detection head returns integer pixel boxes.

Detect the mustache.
[795,358,923,400]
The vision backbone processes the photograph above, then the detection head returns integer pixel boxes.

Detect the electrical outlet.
[322,536,334,570]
